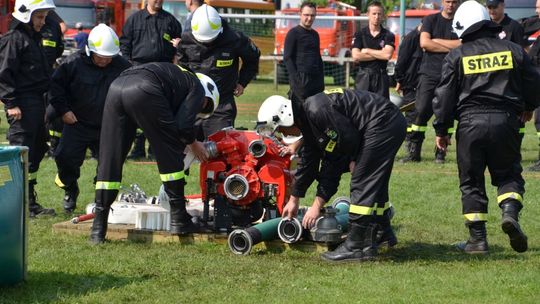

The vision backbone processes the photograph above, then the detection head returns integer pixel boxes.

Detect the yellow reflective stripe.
[216,59,233,67]
[518,128,525,134]
[28,172,37,181]
[447,127,455,134]
[90,37,103,48]
[42,39,56,47]
[325,140,336,152]
[462,51,513,75]
[497,192,523,204]
[537,132,540,138]
[55,174,65,188]
[406,127,412,133]
[349,205,375,215]
[49,130,62,137]
[463,213,488,222]
[160,171,185,182]
[410,124,427,132]
[29,0,43,5]
[163,33,171,41]
[96,181,121,190]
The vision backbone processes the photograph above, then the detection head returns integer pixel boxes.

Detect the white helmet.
[257,95,294,131]
[13,0,55,23]
[453,0,490,38]
[85,24,120,57]
[191,4,223,43]
[196,73,219,119]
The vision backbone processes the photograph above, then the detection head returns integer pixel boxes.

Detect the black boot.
[169,199,199,235]
[28,183,56,218]
[456,221,488,254]
[400,141,422,163]
[434,147,446,164]
[89,205,110,245]
[375,209,397,248]
[500,201,528,253]
[63,183,79,214]
[321,216,377,262]
[127,133,146,160]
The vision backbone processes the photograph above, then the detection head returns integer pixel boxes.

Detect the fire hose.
[71,213,95,224]
[227,217,282,255]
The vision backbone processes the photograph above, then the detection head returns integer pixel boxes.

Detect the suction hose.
[228,217,282,255]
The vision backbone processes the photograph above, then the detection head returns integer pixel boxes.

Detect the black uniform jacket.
[0,20,51,108]
[48,50,131,128]
[434,35,540,136]
[292,88,399,198]
[120,8,182,64]
[41,11,64,69]
[121,63,205,145]
[177,21,260,104]
[394,28,422,90]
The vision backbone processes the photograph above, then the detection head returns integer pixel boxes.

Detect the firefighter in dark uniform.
[120,0,182,159]
[0,0,57,217]
[433,1,540,254]
[41,10,65,158]
[395,23,423,162]
[283,1,324,106]
[351,1,394,99]
[257,89,406,262]
[178,4,260,140]
[410,0,461,163]
[48,24,131,214]
[90,63,219,244]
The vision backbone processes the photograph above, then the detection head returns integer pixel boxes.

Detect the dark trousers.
[6,97,48,183]
[354,68,390,99]
[55,123,100,188]
[456,112,524,218]
[195,97,236,141]
[410,74,440,143]
[349,111,406,220]
[402,87,418,142]
[96,73,187,207]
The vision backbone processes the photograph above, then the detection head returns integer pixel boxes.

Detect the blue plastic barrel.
[0,146,28,285]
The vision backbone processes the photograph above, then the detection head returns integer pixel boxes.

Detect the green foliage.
[1,83,540,303]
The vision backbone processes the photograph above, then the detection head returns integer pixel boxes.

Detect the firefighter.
[0,0,57,217]
[351,1,395,99]
[433,1,540,254]
[257,89,406,262]
[410,0,461,163]
[120,0,183,159]
[90,63,219,244]
[395,23,423,162]
[283,1,324,106]
[48,24,131,214]
[178,4,260,140]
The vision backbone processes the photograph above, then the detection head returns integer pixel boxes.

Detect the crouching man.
[90,62,219,244]
[257,88,406,262]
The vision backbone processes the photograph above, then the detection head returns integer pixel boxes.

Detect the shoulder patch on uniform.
[462,51,513,75]
[324,88,344,95]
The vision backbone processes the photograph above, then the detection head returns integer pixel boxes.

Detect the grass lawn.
[1,80,540,303]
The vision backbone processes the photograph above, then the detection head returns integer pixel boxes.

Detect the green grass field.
[1,81,540,303]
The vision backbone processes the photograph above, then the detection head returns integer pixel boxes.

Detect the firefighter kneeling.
[433,1,540,254]
[90,63,219,244]
[257,89,406,262]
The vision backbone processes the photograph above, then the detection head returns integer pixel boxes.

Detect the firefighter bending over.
[433,1,540,254]
[90,63,219,244]
[257,89,406,262]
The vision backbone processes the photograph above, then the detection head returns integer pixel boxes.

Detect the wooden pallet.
[52,220,334,253]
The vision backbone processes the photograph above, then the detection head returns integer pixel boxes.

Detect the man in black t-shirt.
[351,1,394,99]
[284,1,324,106]
[406,0,461,163]
[487,0,526,46]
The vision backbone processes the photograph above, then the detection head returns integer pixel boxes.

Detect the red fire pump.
[200,129,294,230]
